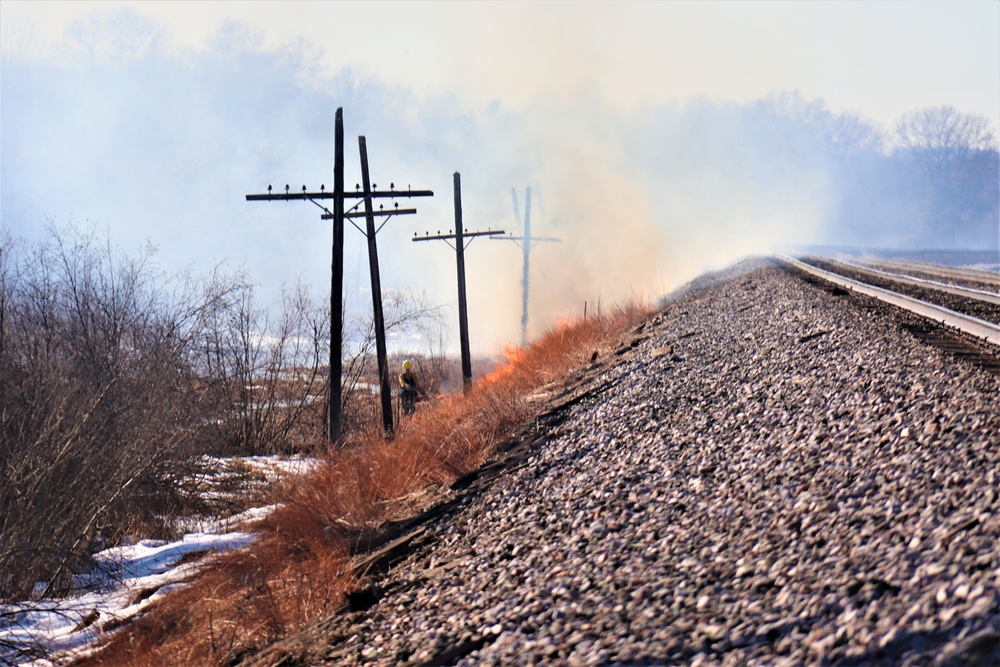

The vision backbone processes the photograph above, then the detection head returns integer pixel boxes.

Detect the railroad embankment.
[248,257,1000,666]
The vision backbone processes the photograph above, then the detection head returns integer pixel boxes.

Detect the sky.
[2,1,998,354]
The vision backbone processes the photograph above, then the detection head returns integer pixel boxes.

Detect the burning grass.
[71,303,650,666]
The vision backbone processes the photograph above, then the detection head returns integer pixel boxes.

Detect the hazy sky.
[2,0,998,353]
[5,1,999,126]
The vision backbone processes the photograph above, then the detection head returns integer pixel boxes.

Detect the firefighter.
[398,359,425,415]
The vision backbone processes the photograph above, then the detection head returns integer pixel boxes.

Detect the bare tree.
[891,106,1000,248]
[827,111,887,156]
[196,280,328,455]
[0,231,16,396]
[894,106,998,175]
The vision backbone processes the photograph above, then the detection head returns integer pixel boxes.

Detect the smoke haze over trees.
[2,9,997,350]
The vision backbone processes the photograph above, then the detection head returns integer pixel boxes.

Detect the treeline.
[0,224,443,600]
[827,104,998,250]
[631,97,999,253]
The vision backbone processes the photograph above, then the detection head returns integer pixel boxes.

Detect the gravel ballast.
[289,258,1000,666]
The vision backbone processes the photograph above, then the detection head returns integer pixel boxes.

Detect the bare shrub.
[195,280,329,455]
[0,223,244,600]
[339,288,447,442]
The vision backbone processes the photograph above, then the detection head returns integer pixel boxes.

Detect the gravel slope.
[290,258,1000,666]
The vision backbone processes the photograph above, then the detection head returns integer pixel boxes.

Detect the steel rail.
[816,257,1000,305]
[852,258,1000,288]
[778,255,1000,346]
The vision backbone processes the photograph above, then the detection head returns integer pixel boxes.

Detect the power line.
[413,172,503,388]
[493,186,561,345]
[245,109,432,441]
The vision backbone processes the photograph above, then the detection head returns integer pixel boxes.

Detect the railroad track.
[846,256,1000,292]
[832,259,1000,305]
[778,254,1000,376]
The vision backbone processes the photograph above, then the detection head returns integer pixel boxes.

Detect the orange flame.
[476,343,524,389]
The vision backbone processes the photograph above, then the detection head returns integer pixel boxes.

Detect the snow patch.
[0,455,317,665]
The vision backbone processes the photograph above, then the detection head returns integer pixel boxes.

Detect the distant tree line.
[630,96,998,254]
[830,104,998,251]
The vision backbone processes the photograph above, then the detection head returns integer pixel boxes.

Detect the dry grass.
[72,304,650,666]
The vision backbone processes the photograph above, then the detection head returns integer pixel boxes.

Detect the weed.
[70,303,650,666]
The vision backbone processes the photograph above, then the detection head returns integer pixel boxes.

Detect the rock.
[260,259,1000,667]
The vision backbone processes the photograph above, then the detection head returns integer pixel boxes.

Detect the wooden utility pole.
[413,172,503,387]
[329,108,345,443]
[358,136,393,435]
[327,163,431,437]
[494,186,560,345]
[246,107,346,444]
[246,110,432,442]
[453,174,472,386]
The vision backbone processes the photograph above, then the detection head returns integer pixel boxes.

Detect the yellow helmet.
[402,360,413,370]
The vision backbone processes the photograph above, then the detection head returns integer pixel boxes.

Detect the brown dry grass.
[72,304,650,667]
